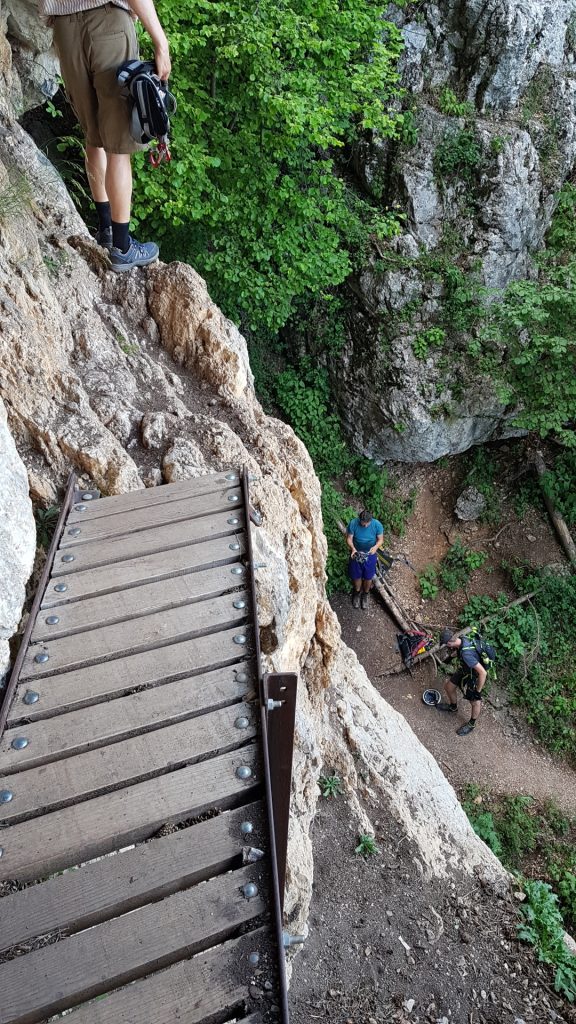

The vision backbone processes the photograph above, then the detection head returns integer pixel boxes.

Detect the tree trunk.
[533,452,576,566]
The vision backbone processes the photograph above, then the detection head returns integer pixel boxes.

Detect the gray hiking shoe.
[437,702,458,712]
[457,722,476,736]
[352,592,361,609]
[95,226,113,250]
[360,592,368,610]
[110,237,159,273]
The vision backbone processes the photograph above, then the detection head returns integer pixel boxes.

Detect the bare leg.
[444,680,458,704]
[469,698,482,722]
[105,152,132,223]
[85,145,108,202]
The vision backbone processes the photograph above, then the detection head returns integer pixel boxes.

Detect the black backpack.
[462,629,496,669]
[117,60,176,156]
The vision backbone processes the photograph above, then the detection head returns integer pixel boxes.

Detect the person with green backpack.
[437,627,496,736]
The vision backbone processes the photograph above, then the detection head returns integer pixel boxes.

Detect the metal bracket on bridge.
[249,504,263,526]
[72,487,100,510]
[262,672,297,914]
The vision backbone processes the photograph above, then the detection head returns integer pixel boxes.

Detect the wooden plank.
[51,929,273,1024]
[41,532,248,607]
[0,703,257,823]
[0,863,267,1024]
[8,631,253,725]
[61,486,243,548]
[0,665,252,772]
[0,801,265,953]
[33,559,247,641]
[51,509,245,577]
[67,471,242,524]
[0,744,259,881]
[22,590,250,679]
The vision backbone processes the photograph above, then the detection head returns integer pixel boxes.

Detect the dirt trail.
[331,448,576,814]
[332,591,576,816]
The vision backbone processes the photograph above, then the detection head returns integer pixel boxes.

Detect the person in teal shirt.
[346,510,384,609]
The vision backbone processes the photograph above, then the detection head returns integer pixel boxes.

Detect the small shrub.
[437,86,474,118]
[355,833,379,856]
[518,880,576,1001]
[439,539,488,592]
[434,128,482,187]
[419,565,439,600]
[412,326,446,359]
[35,506,59,549]
[318,773,343,798]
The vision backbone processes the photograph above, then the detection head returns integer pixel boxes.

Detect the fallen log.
[378,591,538,678]
[533,452,576,566]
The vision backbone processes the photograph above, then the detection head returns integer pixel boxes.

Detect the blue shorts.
[349,553,377,581]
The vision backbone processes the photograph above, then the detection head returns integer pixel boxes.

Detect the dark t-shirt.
[459,636,480,671]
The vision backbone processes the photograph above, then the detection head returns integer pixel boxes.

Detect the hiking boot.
[456,722,476,736]
[437,702,458,712]
[352,592,361,609]
[95,226,113,250]
[109,237,159,273]
[360,592,369,610]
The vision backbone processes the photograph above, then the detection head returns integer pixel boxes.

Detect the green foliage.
[318,772,343,798]
[461,575,576,757]
[35,506,59,549]
[438,539,488,592]
[489,135,505,156]
[412,326,446,360]
[355,833,379,856]
[437,87,474,118]
[518,881,576,1001]
[462,448,499,522]
[419,565,439,600]
[275,362,349,479]
[132,0,405,333]
[434,128,482,188]
[542,450,576,527]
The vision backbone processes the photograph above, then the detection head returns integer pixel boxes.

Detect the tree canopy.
[133,0,405,331]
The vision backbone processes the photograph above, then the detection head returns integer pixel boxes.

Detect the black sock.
[95,201,112,233]
[468,718,476,727]
[112,221,130,253]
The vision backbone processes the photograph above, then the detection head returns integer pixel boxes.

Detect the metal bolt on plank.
[0,790,14,804]
[241,821,254,835]
[233,634,247,645]
[54,583,67,593]
[23,691,40,705]
[81,493,94,501]
[231,567,244,576]
[0,847,4,858]
[34,652,49,664]
[74,505,87,512]
[11,737,29,750]
[227,494,240,503]
[45,615,59,625]
[236,672,248,683]
[225,473,238,481]
[234,716,250,730]
[233,599,246,610]
[229,543,241,551]
[227,517,240,525]
[61,554,75,563]
[283,933,306,948]
[68,528,81,537]
[249,952,260,965]
[242,883,258,900]
[236,765,252,780]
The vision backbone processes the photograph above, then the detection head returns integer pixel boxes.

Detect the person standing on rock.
[38,0,170,272]
[346,510,384,610]
[437,628,493,736]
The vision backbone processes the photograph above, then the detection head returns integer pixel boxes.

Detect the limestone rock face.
[0,398,36,684]
[334,0,576,462]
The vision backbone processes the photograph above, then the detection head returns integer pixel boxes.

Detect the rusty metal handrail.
[0,471,78,739]
[241,466,294,1024]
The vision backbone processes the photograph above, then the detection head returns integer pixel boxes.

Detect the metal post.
[262,672,297,912]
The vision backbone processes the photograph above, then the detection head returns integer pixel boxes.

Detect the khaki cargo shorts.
[52,4,143,154]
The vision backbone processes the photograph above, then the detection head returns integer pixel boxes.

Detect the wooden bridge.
[0,469,296,1024]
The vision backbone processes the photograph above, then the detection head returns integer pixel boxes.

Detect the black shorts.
[452,668,483,703]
